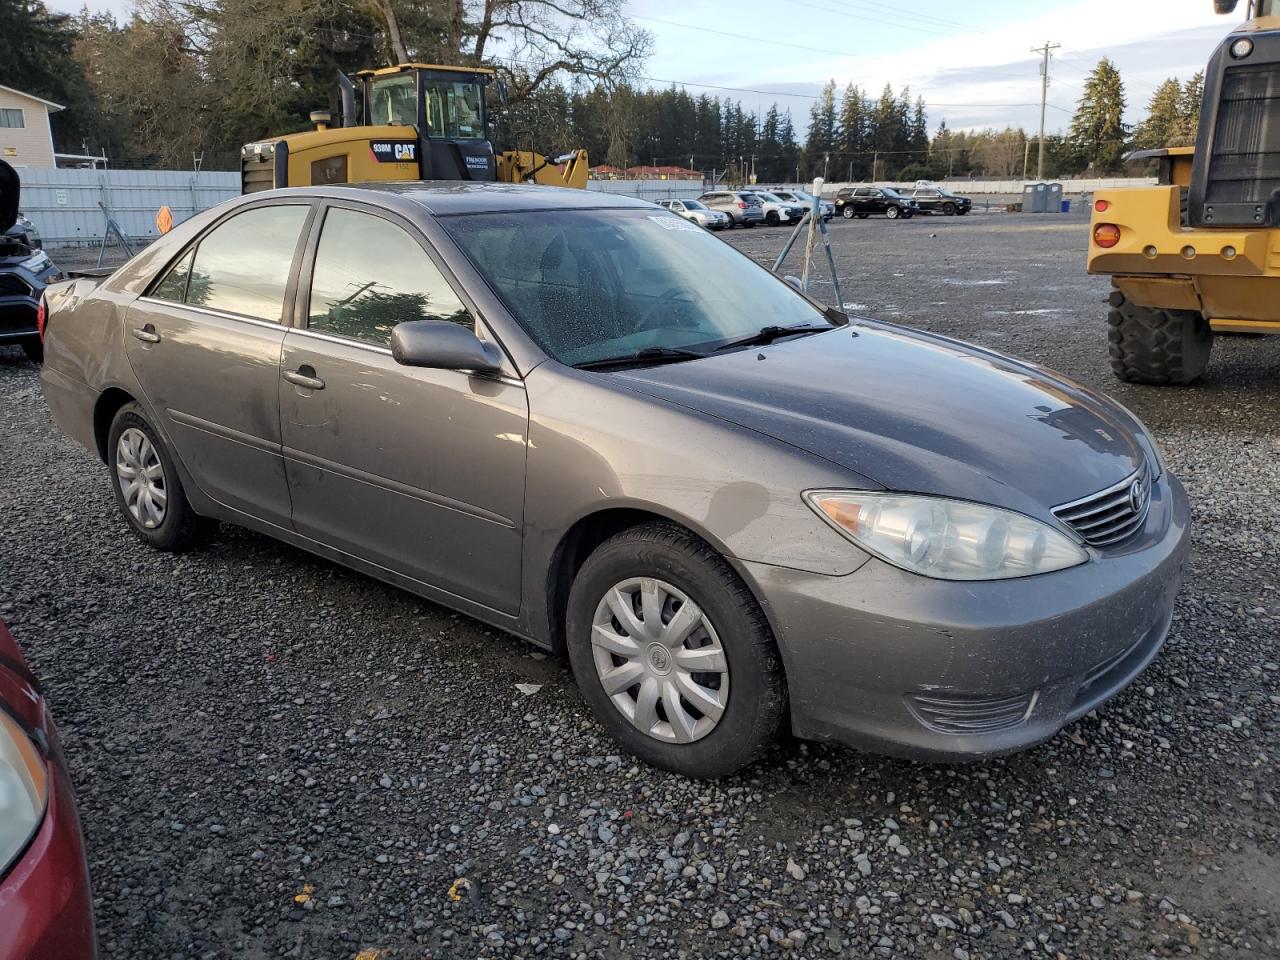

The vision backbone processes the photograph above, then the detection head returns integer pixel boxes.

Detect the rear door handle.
[284,368,325,391]
[131,324,160,344]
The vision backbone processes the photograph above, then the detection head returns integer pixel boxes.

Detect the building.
[0,85,63,168]
[625,165,702,181]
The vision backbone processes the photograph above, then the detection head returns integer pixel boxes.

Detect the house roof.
[0,84,65,112]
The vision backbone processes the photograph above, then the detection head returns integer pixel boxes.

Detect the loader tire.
[1106,289,1212,385]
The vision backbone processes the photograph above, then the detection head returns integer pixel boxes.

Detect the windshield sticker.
[648,215,702,233]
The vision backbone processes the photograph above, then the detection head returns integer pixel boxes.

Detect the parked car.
[767,188,834,221]
[741,191,804,226]
[834,186,918,220]
[899,185,973,216]
[696,190,765,227]
[655,199,730,231]
[0,619,96,959]
[0,160,61,364]
[42,183,1188,778]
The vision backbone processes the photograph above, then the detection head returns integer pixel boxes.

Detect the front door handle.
[131,324,160,344]
[284,368,325,391]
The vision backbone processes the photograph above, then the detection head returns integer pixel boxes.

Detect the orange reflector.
[1094,199,1110,213]
[817,498,862,534]
[1093,223,1121,248]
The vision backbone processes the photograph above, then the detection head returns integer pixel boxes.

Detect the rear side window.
[307,207,472,345]
[184,205,309,321]
[150,249,194,303]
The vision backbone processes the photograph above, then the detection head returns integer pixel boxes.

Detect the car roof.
[247,181,653,216]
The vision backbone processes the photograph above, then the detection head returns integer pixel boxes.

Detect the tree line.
[2,0,1207,181]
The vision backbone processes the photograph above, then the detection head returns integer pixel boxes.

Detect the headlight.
[0,709,48,875]
[805,491,1088,580]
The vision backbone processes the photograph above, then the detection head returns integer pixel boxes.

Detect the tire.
[942,202,957,216]
[20,339,42,364]
[885,206,900,220]
[765,210,780,226]
[565,522,786,778]
[841,206,856,219]
[107,402,216,551]
[902,210,914,219]
[1106,288,1213,385]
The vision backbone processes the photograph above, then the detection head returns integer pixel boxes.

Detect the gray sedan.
[39,183,1188,778]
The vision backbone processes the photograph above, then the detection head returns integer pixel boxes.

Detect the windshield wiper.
[573,346,707,370]
[713,323,834,351]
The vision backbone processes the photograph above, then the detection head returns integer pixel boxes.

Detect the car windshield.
[441,208,833,366]
[682,200,707,210]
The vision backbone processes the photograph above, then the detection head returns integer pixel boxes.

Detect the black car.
[899,186,973,216]
[834,186,918,220]
[0,160,59,363]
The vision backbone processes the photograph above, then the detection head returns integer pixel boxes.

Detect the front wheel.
[885,206,900,220]
[107,402,216,551]
[765,210,780,226]
[841,206,855,219]
[1106,289,1213,385]
[942,202,957,216]
[566,523,786,778]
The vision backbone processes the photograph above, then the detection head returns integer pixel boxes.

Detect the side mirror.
[1213,0,1239,13]
[391,319,505,376]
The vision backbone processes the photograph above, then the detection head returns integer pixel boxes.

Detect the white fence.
[17,168,1162,247]
[19,168,240,248]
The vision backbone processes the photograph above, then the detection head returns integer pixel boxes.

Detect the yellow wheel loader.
[241,63,589,194]
[1088,0,1280,384]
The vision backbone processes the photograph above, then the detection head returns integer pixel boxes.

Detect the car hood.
[613,321,1147,518]
[0,160,18,234]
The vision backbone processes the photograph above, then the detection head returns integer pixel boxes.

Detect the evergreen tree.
[802,80,838,179]
[1069,58,1128,174]
[1135,78,1184,150]
[1181,71,1204,143]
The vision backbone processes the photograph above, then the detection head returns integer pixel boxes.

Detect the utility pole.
[1031,41,1060,181]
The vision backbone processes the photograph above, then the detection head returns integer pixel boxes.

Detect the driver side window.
[307,207,472,346]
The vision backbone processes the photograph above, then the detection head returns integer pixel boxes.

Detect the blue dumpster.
[1061,199,1071,213]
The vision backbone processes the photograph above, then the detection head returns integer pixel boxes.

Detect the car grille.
[0,274,32,298]
[1052,465,1152,547]
[907,692,1035,735]
[1203,62,1280,223]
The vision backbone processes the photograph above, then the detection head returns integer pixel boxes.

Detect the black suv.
[899,186,972,216]
[0,160,60,363]
[834,186,918,220]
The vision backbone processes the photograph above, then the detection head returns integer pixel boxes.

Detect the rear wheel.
[841,206,855,219]
[20,339,42,364]
[885,206,900,220]
[1106,288,1213,385]
[107,402,216,551]
[566,523,786,778]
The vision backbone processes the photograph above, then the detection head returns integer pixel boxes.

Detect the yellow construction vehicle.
[241,63,589,194]
[1088,0,1280,384]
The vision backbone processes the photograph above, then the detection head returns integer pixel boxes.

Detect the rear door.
[125,201,313,525]
[279,202,528,613]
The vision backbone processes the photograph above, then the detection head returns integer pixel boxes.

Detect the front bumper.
[743,472,1190,760]
[0,256,60,342]
[0,757,96,959]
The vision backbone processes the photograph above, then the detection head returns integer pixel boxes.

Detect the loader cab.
[357,64,497,182]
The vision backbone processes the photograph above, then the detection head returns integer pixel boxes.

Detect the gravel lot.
[1,211,1277,960]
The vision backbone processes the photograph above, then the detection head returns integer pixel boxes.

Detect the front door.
[279,204,528,614]
[125,202,313,525]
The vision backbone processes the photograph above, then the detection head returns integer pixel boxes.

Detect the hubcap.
[590,577,729,744]
[116,427,167,529]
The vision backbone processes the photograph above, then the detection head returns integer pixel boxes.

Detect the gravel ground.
[1,211,1277,960]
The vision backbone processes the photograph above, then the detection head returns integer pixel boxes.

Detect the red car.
[0,620,95,959]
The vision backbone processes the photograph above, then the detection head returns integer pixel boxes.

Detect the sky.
[47,0,1235,134]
